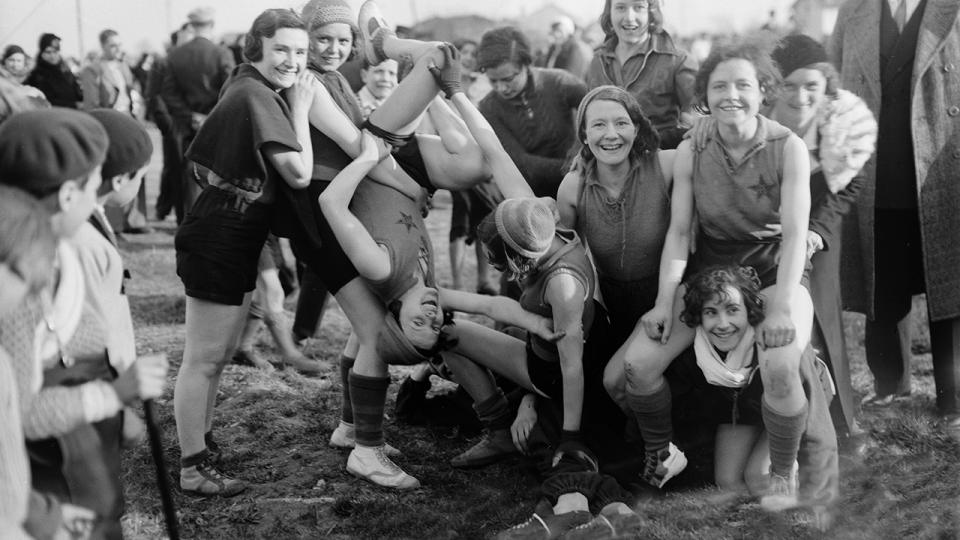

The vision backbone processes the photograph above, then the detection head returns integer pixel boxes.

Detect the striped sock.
[762,399,808,477]
[349,370,390,447]
[474,389,511,430]
[340,356,356,424]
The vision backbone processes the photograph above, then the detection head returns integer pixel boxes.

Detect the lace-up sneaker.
[640,442,688,488]
[760,470,799,512]
[347,445,420,490]
[450,428,517,468]
[358,0,395,65]
[495,511,592,540]
[329,421,402,456]
[180,458,248,497]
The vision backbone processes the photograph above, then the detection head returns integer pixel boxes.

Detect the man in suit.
[830,0,960,429]
[149,23,194,224]
[539,16,593,81]
[80,29,152,234]
[160,6,235,217]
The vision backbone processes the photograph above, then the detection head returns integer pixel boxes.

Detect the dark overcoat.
[830,0,960,322]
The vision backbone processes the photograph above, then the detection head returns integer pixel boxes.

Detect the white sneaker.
[358,0,395,65]
[329,421,401,457]
[760,462,800,512]
[346,445,420,490]
[640,442,688,488]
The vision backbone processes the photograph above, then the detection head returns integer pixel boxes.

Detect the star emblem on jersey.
[747,175,775,201]
[396,211,418,232]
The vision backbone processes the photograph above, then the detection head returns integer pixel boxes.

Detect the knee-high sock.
[763,399,808,478]
[626,381,672,454]
[474,389,511,431]
[349,370,389,447]
[340,355,356,424]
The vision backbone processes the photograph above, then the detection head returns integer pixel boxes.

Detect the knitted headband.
[494,198,556,260]
[301,0,357,32]
[772,34,828,78]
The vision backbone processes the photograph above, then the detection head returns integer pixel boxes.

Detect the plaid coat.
[830,0,960,321]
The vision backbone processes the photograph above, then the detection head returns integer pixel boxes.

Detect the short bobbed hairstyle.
[477,26,533,72]
[680,265,765,328]
[693,38,782,114]
[243,9,307,63]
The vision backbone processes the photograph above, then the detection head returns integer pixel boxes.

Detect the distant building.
[791,0,844,41]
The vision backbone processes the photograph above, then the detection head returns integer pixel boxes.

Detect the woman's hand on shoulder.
[682,116,716,152]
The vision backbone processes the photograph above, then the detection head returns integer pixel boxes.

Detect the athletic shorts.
[288,180,361,295]
[364,119,436,193]
[526,342,563,401]
[175,185,271,305]
[449,189,491,243]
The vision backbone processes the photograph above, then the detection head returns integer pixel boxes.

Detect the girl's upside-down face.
[398,283,443,350]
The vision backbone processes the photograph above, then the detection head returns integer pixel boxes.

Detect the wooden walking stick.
[143,399,179,540]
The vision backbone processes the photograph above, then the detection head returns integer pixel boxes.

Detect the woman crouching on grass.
[622,38,835,510]
[673,265,837,510]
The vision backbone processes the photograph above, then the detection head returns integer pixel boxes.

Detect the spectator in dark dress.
[24,33,81,109]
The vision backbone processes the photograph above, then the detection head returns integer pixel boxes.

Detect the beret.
[0,108,108,197]
[88,109,153,179]
[772,34,828,78]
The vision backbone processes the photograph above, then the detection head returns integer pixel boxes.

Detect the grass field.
[115,130,960,539]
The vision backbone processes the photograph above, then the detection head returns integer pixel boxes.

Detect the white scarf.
[34,241,85,375]
[693,326,758,389]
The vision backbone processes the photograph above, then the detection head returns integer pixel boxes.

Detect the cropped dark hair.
[694,37,782,114]
[243,9,307,63]
[99,29,118,45]
[680,265,765,328]
[569,85,660,175]
[599,0,664,43]
[477,26,533,72]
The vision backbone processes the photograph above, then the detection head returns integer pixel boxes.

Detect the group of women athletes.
[170,0,877,530]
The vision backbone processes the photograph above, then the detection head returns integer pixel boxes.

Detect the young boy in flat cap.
[0,107,167,540]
